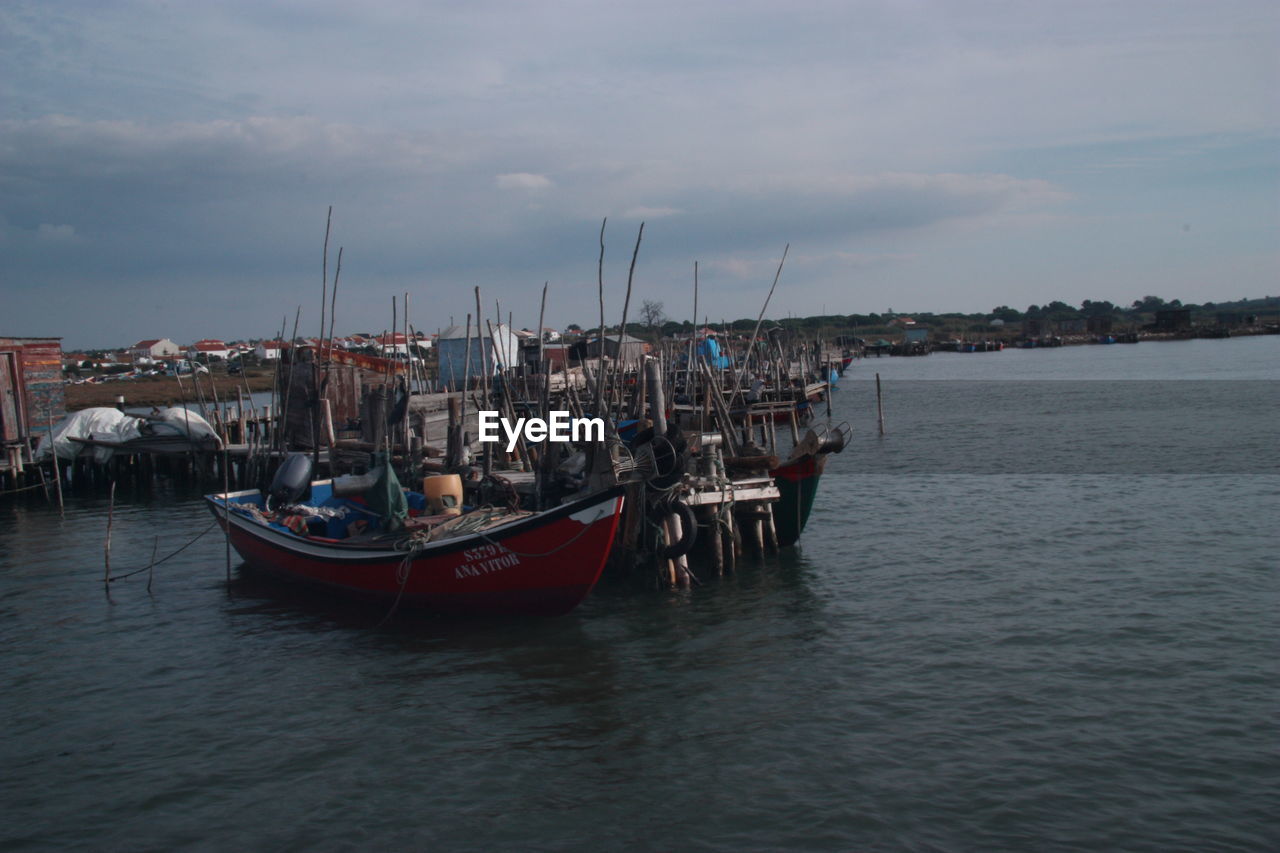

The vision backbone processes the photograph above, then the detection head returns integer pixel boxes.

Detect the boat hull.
[770,454,826,547]
[207,486,625,616]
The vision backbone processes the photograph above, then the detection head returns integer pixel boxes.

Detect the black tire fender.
[659,500,698,559]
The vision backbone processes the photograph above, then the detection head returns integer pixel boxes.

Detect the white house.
[254,340,285,361]
[189,339,232,361]
[374,332,410,355]
[130,338,181,363]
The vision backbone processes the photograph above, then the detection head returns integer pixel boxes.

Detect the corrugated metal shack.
[436,323,522,389]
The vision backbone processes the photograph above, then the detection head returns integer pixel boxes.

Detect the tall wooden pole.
[609,222,644,422]
[689,261,699,420]
[48,408,64,516]
[730,243,789,410]
[320,206,331,346]
[595,218,607,416]
[876,372,885,436]
[103,480,116,593]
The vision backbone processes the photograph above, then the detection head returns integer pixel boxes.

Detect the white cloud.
[36,223,76,241]
[621,206,682,219]
[495,173,553,190]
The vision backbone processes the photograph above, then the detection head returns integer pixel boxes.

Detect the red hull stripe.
[770,455,820,482]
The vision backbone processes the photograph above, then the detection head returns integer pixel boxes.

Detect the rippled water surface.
[3,336,1277,851]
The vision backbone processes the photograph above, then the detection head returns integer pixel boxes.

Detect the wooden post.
[147,536,158,593]
[104,480,116,593]
[732,507,742,568]
[826,359,833,419]
[474,290,495,480]
[594,217,607,416]
[223,446,232,583]
[446,395,462,469]
[635,356,647,421]
[320,399,336,447]
[708,507,724,575]
[646,356,666,435]
[47,409,64,516]
[876,372,885,436]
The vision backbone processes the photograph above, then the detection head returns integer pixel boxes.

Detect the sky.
[2,0,1277,350]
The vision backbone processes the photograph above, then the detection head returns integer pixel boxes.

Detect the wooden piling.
[104,480,115,592]
[147,536,158,593]
[223,445,232,583]
[876,372,885,436]
[708,507,724,575]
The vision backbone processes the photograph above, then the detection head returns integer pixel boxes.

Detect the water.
[4,336,1277,851]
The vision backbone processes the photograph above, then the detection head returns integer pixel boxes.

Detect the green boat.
[770,424,847,547]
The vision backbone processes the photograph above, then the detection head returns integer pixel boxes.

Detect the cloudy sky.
[3,0,1276,349]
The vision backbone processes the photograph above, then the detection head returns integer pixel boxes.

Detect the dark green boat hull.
[771,454,825,547]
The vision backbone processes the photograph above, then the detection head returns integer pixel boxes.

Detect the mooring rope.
[374,546,422,629]
[101,520,220,582]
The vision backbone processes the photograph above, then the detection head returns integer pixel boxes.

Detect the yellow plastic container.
[422,474,463,516]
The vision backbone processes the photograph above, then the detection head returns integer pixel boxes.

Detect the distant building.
[436,323,522,387]
[571,333,650,368]
[255,340,286,361]
[525,343,571,371]
[130,338,181,362]
[189,339,231,361]
[373,332,410,355]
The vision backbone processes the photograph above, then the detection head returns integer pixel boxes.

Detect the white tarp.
[37,406,222,463]
[148,407,221,445]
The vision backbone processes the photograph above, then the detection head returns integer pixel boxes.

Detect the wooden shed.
[571,334,649,367]
[0,336,65,471]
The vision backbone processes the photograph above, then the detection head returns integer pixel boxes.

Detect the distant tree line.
[561,294,1277,342]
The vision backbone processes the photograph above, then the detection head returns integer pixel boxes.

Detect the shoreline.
[63,372,275,412]
[59,326,1276,412]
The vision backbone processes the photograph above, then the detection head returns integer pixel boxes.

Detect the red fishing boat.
[206,472,625,617]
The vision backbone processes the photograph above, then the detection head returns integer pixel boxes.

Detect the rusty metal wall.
[0,338,64,438]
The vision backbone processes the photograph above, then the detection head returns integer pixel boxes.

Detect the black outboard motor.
[268,452,313,508]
